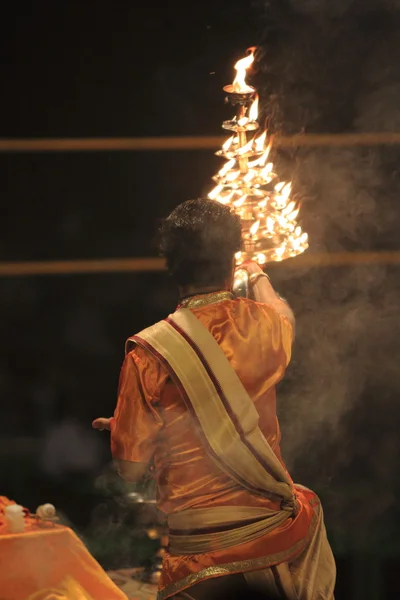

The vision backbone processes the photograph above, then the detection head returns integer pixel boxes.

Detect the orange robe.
[111,297,319,599]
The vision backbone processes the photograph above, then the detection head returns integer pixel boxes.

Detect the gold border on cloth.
[157,506,320,600]
[178,291,234,310]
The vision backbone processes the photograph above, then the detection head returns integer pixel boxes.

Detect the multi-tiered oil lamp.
[208,48,309,294]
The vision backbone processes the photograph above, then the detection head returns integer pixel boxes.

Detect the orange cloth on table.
[0,505,127,600]
[25,575,95,600]
[111,297,318,598]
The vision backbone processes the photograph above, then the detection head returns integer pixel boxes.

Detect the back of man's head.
[159,198,242,288]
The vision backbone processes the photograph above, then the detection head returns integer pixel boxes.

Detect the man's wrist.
[250,272,289,307]
[249,272,270,286]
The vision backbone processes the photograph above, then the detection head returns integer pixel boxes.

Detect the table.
[0,497,128,600]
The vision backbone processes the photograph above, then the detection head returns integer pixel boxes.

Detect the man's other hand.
[92,417,112,431]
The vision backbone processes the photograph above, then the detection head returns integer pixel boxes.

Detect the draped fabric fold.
[132,308,295,508]
[130,306,304,566]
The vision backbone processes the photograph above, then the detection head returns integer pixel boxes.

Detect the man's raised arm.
[242,262,295,328]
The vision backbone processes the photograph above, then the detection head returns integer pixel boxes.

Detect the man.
[93,199,336,600]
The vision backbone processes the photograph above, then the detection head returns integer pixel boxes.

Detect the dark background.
[2,1,400,598]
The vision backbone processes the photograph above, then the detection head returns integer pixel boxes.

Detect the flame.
[258,140,272,166]
[301,232,308,243]
[243,169,255,183]
[250,220,260,236]
[260,162,273,179]
[266,216,274,232]
[233,194,247,207]
[232,47,256,93]
[276,214,286,228]
[256,253,267,265]
[293,238,301,251]
[248,157,261,168]
[208,185,223,200]
[218,191,235,205]
[218,159,235,177]
[248,139,270,168]
[288,208,299,220]
[282,201,296,215]
[249,94,259,121]
[282,183,292,200]
[274,181,285,193]
[222,136,234,152]
[237,138,254,155]
[225,170,240,182]
[254,130,266,152]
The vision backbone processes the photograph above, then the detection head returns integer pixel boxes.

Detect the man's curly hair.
[159,199,242,287]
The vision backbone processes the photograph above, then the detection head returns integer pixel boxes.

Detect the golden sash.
[167,506,292,554]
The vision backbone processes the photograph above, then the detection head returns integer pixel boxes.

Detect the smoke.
[254,0,400,541]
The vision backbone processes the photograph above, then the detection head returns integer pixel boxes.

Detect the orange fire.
[233,194,247,207]
[258,142,272,166]
[249,220,260,236]
[209,48,309,265]
[237,138,254,155]
[260,162,273,179]
[254,130,266,153]
[232,47,256,93]
[208,184,223,200]
[218,159,235,177]
[249,94,259,121]
[222,136,234,152]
